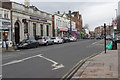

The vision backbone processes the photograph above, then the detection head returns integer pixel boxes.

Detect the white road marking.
[36,54,64,70]
[2,54,64,70]
[2,54,42,66]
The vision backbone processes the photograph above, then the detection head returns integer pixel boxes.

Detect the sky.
[10,0,119,31]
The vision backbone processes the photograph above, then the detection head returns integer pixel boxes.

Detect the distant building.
[52,11,76,37]
[94,26,104,38]
[89,31,95,38]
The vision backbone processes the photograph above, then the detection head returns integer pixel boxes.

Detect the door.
[33,23,36,39]
[15,22,20,44]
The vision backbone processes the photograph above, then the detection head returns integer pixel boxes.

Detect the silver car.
[37,36,54,46]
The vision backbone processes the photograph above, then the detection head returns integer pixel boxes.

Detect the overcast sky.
[10,0,119,31]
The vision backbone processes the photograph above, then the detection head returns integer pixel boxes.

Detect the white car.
[51,37,63,44]
[69,36,77,42]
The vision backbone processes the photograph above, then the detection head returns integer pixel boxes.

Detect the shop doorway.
[15,22,20,44]
[33,23,36,39]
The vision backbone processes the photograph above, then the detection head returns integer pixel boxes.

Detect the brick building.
[94,26,104,38]
[67,10,83,39]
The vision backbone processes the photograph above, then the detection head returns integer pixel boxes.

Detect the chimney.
[24,0,30,7]
[57,11,60,14]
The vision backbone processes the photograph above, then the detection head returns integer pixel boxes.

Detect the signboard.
[1,20,11,27]
[30,17,47,22]
[114,31,120,40]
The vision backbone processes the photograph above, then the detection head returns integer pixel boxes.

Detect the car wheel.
[52,41,54,45]
[46,42,48,46]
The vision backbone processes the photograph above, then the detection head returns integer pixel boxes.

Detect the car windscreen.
[51,38,55,39]
[21,40,29,43]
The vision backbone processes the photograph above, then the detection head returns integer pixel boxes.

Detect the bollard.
[112,40,117,50]
[6,42,8,51]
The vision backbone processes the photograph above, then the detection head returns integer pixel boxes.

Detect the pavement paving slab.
[73,50,118,78]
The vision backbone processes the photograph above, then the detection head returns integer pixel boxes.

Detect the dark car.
[62,37,69,43]
[17,39,39,49]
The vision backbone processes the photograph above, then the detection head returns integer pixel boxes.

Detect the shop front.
[56,27,68,37]
[0,19,12,47]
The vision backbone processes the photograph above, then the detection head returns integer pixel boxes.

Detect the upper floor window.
[4,10,9,19]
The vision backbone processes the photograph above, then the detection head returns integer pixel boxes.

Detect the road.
[2,39,107,78]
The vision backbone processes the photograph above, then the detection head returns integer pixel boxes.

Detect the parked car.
[68,36,77,42]
[37,36,54,46]
[17,39,39,49]
[62,37,69,43]
[51,37,63,44]
[106,35,112,40]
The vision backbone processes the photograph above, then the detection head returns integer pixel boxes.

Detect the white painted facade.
[11,2,53,44]
[53,12,76,37]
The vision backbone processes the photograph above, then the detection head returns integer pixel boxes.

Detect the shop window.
[46,25,49,36]
[24,22,28,34]
[40,24,43,36]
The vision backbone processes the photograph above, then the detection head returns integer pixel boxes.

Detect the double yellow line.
[61,53,99,80]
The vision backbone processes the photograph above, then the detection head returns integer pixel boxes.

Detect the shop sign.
[30,17,47,22]
[2,20,11,27]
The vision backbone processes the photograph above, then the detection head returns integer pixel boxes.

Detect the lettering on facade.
[30,17,47,22]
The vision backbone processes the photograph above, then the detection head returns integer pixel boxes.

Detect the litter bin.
[112,40,117,50]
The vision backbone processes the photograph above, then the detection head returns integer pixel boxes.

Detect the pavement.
[73,49,118,79]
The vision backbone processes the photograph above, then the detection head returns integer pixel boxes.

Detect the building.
[0,2,12,47]
[94,26,104,38]
[52,11,76,37]
[10,1,53,45]
[89,31,95,38]
[67,11,83,39]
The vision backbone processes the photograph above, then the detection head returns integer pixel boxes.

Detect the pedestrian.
[27,33,30,40]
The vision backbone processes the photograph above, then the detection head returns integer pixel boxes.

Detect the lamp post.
[104,23,106,53]
[69,10,72,37]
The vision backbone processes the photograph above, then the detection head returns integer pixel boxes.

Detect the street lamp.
[69,10,72,37]
[104,23,106,53]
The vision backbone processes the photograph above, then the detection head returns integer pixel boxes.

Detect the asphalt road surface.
[2,39,108,78]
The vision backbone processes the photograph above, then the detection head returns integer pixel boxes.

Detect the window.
[40,24,43,36]
[24,22,28,34]
[46,25,49,36]
[0,32,2,41]
[4,10,9,19]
